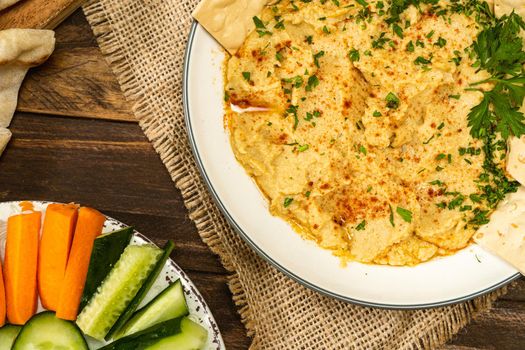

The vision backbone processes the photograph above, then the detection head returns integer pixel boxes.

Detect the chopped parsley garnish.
[451,50,462,66]
[373,110,382,117]
[396,207,412,223]
[449,94,461,100]
[356,0,368,7]
[469,194,482,203]
[283,75,304,88]
[385,92,400,109]
[305,35,313,44]
[283,197,294,207]
[275,51,284,62]
[274,20,285,29]
[393,23,403,38]
[414,55,432,65]
[242,72,251,81]
[426,30,435,39]
[389,204,395,227]
[372,32,391,49]
[322,25,330,34]
[448,195,465,210]
[253,16,272,37]
[305,75,320,91]
[406,40,415,52]
[469,208,490,226]
[224,91,230,102]
[355,220,366,231]
[305,191,311,197]
[313,51,325,68]
[436,202,447,209]
[358,144,367,155]
[349,48,360,62]
[298,144,309,152]
[436,153,446,160]
[434,37,447,48]
[437,122,445,130]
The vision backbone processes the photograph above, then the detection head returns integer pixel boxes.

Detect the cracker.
[192,0,268,54]
[474,187,525,274]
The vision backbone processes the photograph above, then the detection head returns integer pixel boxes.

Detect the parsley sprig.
[467,12,525,140]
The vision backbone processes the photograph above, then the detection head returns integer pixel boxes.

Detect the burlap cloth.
[82,0,512,348]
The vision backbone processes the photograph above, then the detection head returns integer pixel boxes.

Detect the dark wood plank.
[443,279,525,350]
[16,10,135,122]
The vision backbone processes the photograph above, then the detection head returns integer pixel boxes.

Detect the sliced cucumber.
[107,241,175,340]
[76,244,162,340]
[145,317,207,350]
[99,317,184,350]
[12,312,88,350]
[0,324,22,350]
[115,279,188,339]
[80,227,134,311]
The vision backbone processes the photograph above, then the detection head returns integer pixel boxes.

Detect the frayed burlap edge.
[81,0,258,339]
[82,1,514,348]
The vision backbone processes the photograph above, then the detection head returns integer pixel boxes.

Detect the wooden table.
[0,9,524,350]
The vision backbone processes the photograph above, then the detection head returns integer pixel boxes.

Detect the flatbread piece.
[0,127,10,155]
[0,29,55,129]
[0,0,21,12]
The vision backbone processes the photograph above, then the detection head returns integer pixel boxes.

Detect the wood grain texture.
[16,11,135,122]
[0,0,85,30]
[0,9,524,350]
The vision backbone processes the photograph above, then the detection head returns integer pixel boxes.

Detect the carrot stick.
[4,211,41,325]
[0,260,6,327]
[56,207,105,321]
[38,203,79,311]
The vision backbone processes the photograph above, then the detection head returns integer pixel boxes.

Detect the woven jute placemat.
[82,0,510,348]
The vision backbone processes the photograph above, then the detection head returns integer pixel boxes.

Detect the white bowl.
[183,22,520,309]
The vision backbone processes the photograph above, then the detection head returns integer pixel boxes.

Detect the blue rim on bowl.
[182,21,521,310]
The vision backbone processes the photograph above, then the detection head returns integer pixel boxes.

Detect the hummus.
[223,0,509,265]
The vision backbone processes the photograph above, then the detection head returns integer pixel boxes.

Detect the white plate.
[183,22,521,309]
[0,201,225,349]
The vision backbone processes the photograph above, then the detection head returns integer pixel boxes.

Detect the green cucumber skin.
[80,227,134,311]
[12,312,88,350]
[0,324,22,350]
[77,245,163,340]
[99,317,184,350]
[105,240,175,341]
[145,318,207,350]
[115,279,189,339]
